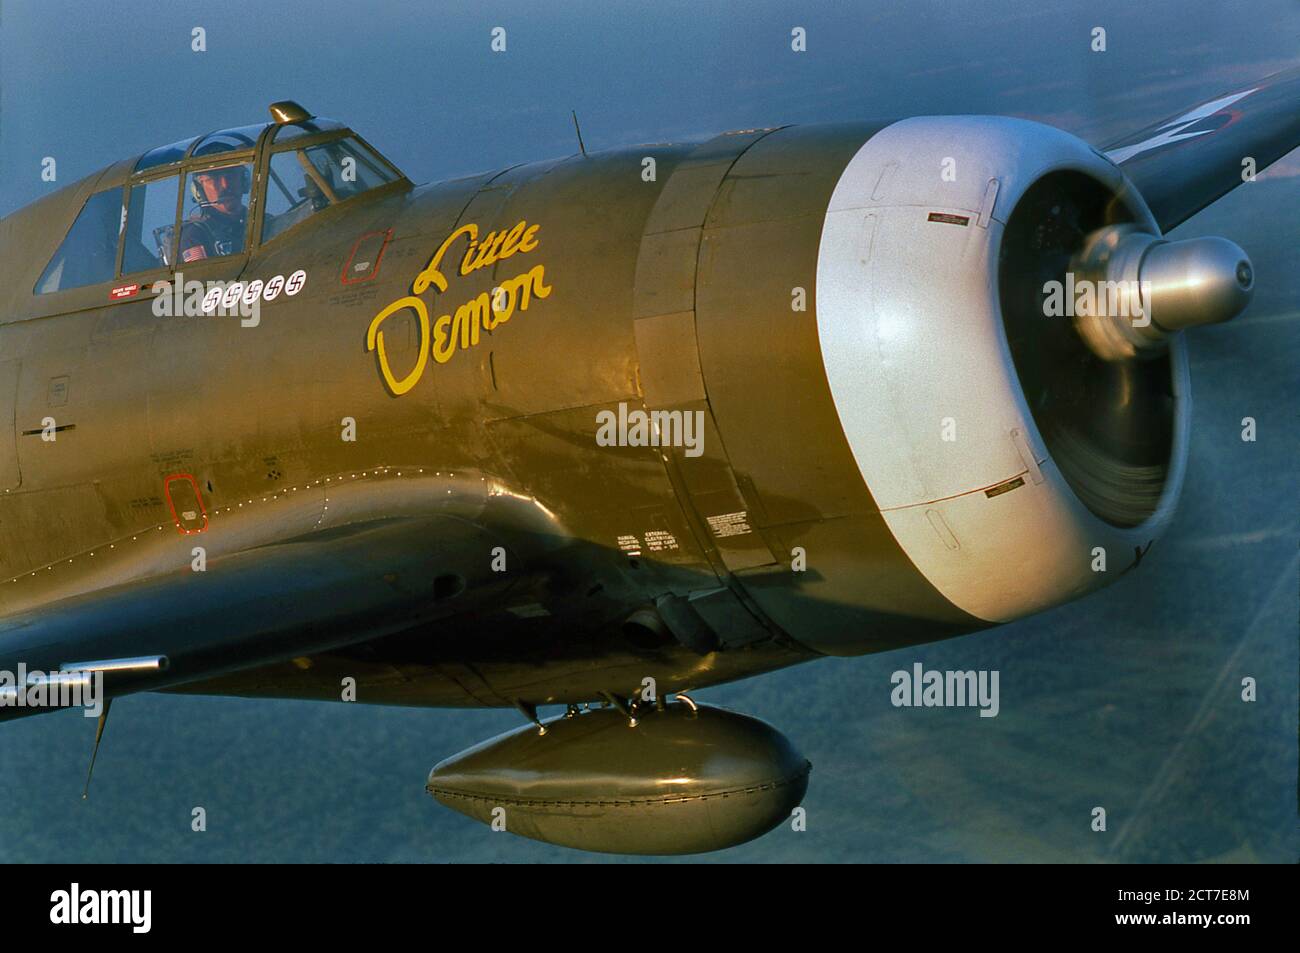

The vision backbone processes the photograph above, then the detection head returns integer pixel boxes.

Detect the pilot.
[179,164,249,262]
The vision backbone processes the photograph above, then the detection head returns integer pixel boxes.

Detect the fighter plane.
[0,68,1295,855]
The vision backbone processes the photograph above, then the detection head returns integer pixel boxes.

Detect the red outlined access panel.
[341,229,393,285]
[163,473,208,535]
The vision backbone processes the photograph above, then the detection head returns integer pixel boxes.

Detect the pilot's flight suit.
[179,206,246,262]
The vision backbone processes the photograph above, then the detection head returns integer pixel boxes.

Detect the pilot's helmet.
[189,137,251,207]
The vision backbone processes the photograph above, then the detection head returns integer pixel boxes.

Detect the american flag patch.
[181,245,208,262]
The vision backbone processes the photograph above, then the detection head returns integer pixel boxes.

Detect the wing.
[1103,65,1300,230]
[0,506,532,720]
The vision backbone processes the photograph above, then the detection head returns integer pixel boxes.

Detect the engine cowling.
[814,115,1191,630]
[666,116,1249,655]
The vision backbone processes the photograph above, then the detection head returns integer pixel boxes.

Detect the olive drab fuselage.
[0,119,980,711]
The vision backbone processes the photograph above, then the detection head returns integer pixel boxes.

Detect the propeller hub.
[1071,225,1253,361]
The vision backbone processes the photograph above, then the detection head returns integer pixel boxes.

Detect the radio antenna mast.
[571,110,587,157]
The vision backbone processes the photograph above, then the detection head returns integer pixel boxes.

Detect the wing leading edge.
[1103,64,1300,230]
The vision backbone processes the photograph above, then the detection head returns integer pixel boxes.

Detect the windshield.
[262,137,398,242]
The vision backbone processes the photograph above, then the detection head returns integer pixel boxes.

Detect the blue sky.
[3,0,1298,215]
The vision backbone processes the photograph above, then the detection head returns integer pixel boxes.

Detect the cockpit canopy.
[35,102,406,295]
